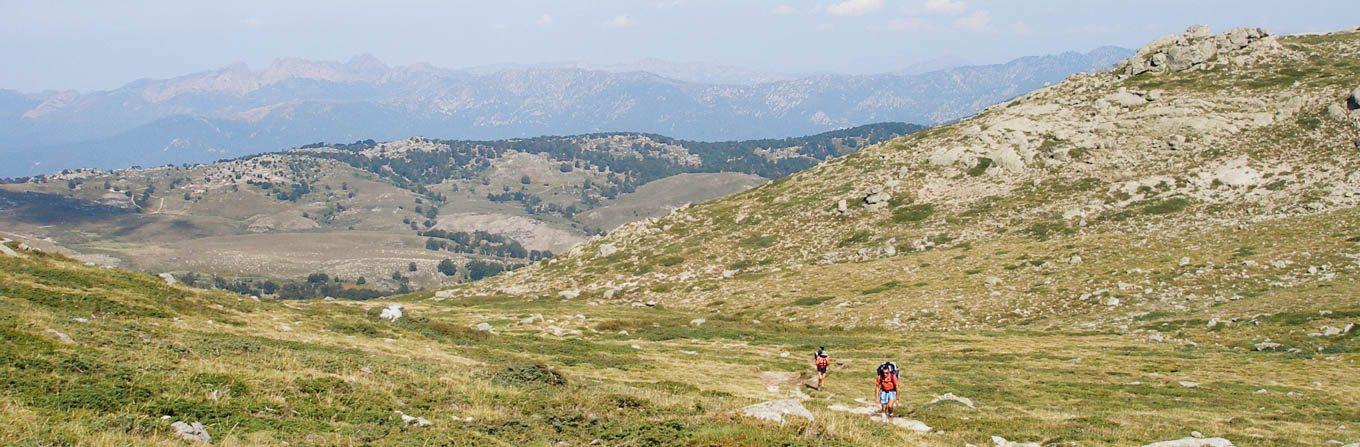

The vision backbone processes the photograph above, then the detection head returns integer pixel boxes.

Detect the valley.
[0,123,918,298]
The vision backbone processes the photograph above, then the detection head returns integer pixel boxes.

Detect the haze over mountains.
[0,47,1131,177]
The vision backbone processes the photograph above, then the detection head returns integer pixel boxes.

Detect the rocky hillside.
[0,124,916,298]
[0,48,1130,177]
[457,26,1360,339]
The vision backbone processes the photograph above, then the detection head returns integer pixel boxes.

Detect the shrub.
[892,203,934,223]
[967,157,993,177]
[492,362,566,387]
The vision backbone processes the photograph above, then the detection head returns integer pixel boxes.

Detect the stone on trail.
[930,392,976,408]
[1142,436,1234,447]
[379,304,404,322]
[884,417,932,433]
[740,398,814,424]
[992,436,1042,447]
[171,421,211,443]
[827,403,878,415]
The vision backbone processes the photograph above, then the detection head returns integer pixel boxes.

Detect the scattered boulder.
[992,436,1042,447]
[598,243,618,258]
[1253,341,1281,351]
[158,273,177,285]
[171,421,211,443]
[689,318,706,327]
[863,185,892,211]
[0,240,16,257]
[434,289,456,299]
[558,289,580,299]
[1106,89,1148,108]
[1328,103,1352,122]
[395,411,432,427]
[929,392,976,409]
[474,322,494,332]
[379,304,404,322]
[1142,436,1234,447]
[740,399,814,424]
[1179,381,1200,388]
[836,199,849,214]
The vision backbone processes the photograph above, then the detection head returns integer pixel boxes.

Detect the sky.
[2,0,1355,92]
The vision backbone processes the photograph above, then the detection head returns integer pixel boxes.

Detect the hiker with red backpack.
[813,347,830,390]
[873,361,900,420]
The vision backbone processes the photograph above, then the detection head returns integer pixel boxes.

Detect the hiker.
[813,346,830,390]
[873,361,900,419]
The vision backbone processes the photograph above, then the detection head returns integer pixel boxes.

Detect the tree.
[307,273,329,284]
[520,175,532,185]
[408,262,418,272]
[356,276,366,285]
[437,259,456,276]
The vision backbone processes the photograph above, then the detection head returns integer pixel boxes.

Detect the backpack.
[815,354,829,367]
[878,362,900,380]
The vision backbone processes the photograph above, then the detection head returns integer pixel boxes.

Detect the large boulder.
[379,304,404,322]
[740,399,814,424]
[1348,86,1360,110]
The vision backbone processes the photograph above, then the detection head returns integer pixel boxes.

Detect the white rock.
[689,318,706,326]
[1179,257,1191,267]
[434,289,456,299]
[158,272,177,285]
[475,322,494,332]
[1179,381,1200,388]
[929,392,976,408]
[740,399,814,424]
[558,289,580,299]
[171,421,211,443]
[992,436,1042,447]
[1254,341,1281,351]
[1142,436,1234,447]
[379,304,404,322]
[277,323,292,332]
[396,411,432,427]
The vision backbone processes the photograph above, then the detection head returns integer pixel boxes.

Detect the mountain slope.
[0,48,1131,177]
[458,26,1360,340]
[2,227,1357,445]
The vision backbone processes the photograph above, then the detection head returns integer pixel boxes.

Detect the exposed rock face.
[171,421,211,443]
[740,399,814,424]
[1120,26,1271,77]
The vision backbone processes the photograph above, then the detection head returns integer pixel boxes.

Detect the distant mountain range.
[0,47,1131,177]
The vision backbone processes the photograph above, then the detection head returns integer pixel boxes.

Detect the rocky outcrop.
[1120,25,1271,77]
[379,304,404,322]
[171,421,211,443]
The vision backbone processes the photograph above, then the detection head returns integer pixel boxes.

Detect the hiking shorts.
[816,365,828,374]
[879,390,897,404]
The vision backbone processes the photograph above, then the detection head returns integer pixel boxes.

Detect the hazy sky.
[3,0,1354,92]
